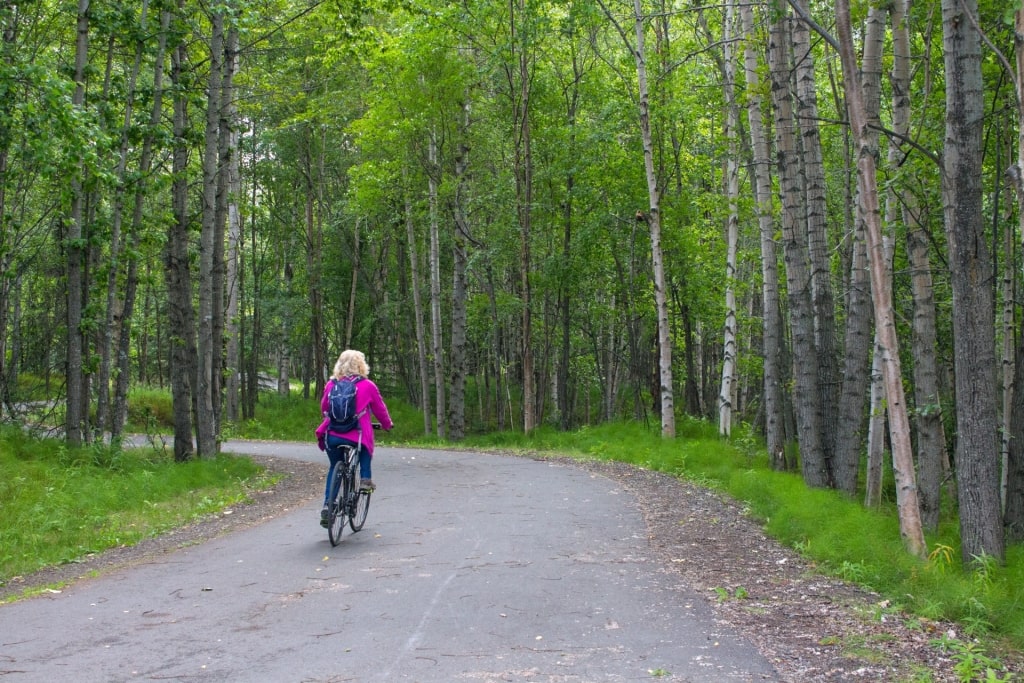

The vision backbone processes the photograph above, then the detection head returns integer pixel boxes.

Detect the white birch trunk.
[632,0,674,437]
[835,0,926,557]
[718,0,739,437]
[428,133,446,439]
[741,2,787,465]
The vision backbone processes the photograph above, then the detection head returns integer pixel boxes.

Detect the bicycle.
[325,425,377,546]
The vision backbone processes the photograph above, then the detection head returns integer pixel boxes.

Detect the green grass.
[0,425,273,591]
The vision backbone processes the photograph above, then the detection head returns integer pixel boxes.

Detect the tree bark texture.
[718,0,739,437]
[770,5,828,487]
[632,0,674,438]
[167,8,196,462]
[428,133,446,438]
[941,0,1004,564]
[196,9,223,458]
[792,0,839,467]
[1006,4,1024,540]
[65,0,90,448]
[889,0,947,531]
[741,2,788,467]
[836,0,926,557]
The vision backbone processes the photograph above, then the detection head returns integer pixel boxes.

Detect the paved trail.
[0,443,780,682]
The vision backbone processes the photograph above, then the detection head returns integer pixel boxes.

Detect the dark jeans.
[323,434,371,504]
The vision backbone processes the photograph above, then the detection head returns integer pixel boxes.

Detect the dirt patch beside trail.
[3,452,1020,681]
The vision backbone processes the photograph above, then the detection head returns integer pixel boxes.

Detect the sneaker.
[319,505,330,528]
[360,478,376,492]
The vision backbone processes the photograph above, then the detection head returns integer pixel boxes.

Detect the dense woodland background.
[1,0,1023,566]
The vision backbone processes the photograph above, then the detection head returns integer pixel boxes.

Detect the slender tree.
[597,0,675,437]
[166,0,197,462]
[717,0,739,437]
[834,0,926,556]
[770,3,828,487]
[740,1,788,467]
[1006,2,1024,540]
[65,0,91,447]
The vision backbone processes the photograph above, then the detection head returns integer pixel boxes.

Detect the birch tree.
[833,0,926,557]
[597,0,675,437]
[740,1,788,467]
[717,0,739,437]
[770,3,829,486]
[887,0,947,530]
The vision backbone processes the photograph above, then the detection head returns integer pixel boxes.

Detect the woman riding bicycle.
[315,349,394,527]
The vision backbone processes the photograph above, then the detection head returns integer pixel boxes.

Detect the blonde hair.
[333,349,369,379]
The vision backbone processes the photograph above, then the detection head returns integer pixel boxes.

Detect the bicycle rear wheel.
[349,489,371,532]
[327,469,350,546]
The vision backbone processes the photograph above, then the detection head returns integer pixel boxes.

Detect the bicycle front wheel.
[327,471,350,546]
[349,489,371,532]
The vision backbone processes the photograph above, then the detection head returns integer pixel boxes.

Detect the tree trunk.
[865,265,887,508]
[1005,3,1024,541]
[741,2,787,467]
[224,70,242,419]
[793,0,839,466]
[770,4,828,487]
[65,0,90,448]
[631,0,674,437]
[834,213,873,496]
[167,4,196,462]
[196,8,224,458]
[942,0,1005,565]
[113,8,171,440]
[0,1,14,417]
[302,134,325,394]
[210,14,237,432]
[403,177,432,435]
[718,0,739,437]
[428,132,446,438]
[448,98,472,441]
[557,34,584,432]
[345,217,360,348]
[512,0,536,433]
[888,0,947,530]
[833,2,885,497]
[95,0,148,441]
[836,0,926,557]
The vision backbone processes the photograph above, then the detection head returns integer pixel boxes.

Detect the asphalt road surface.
[0,442,781,682]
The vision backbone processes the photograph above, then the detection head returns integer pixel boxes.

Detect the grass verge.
[0,425,273,587]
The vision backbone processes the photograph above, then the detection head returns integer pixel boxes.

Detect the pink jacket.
[315,376,393,455]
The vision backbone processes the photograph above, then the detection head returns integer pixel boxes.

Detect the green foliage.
[0,426,268,588]
[931,635,1018,682]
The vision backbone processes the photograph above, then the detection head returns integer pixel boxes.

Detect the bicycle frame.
[326,428,370,546]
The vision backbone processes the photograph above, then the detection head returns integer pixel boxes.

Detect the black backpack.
[326,376,363,431]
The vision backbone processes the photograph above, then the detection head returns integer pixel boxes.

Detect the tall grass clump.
[0,426,271,588]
